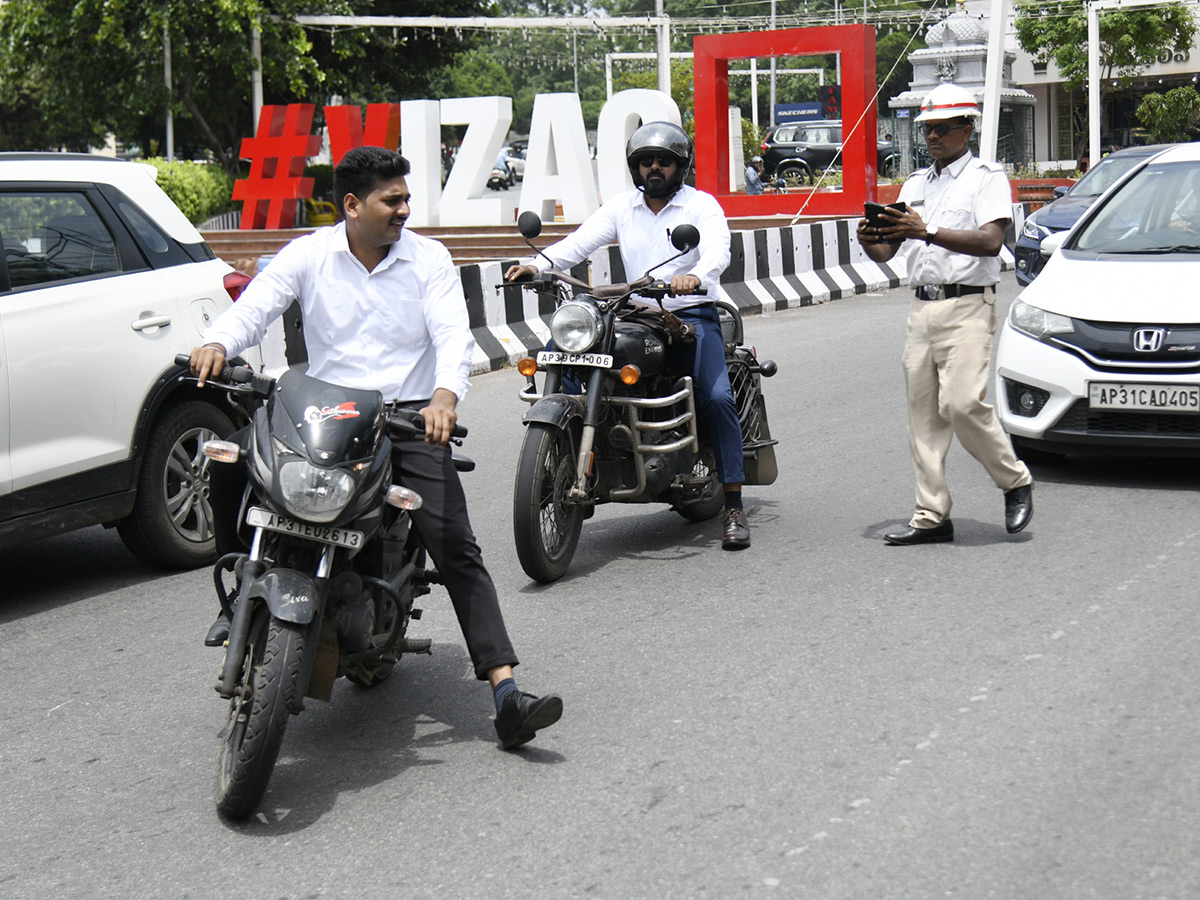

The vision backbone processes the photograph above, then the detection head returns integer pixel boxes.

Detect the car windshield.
[1073,160,1200,254]
[1068,151,1153,197]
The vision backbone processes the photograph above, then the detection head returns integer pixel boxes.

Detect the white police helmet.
[915,83,982,123]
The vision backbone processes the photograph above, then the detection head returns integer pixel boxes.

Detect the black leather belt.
[914,284,988,301]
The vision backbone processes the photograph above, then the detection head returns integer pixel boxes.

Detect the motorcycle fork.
[569,364,609,500]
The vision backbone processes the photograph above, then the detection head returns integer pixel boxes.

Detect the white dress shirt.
[204,223,474,403]
[529,184,732,312]
[898,152,1012,288]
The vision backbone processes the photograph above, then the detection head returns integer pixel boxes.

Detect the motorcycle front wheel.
[513,423,584,583]
[215,606,306,820]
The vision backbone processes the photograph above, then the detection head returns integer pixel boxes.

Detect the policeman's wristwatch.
[924,224,939,245]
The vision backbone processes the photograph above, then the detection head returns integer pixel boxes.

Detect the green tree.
[1013,0,1197,157]
[1136,85,1200,142]
[0,0,492,169]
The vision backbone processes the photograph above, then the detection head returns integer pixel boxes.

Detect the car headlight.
[1009,299,1074,340]
[550,301,602,353]
[1021,217,1051,240]
[278,460,356,522]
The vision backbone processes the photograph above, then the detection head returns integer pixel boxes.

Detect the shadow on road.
[1021,451,1200,491]
[219,642,564,834]
[0,527,166,624]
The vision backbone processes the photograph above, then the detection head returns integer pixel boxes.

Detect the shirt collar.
[926,151,973,182]
[330,221,414,271]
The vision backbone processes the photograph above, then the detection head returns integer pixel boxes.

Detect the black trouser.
[210,428,518,680]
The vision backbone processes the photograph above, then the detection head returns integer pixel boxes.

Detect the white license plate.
[245,507,364,549]
[536,350,614,368]
[1088,382,1200,413]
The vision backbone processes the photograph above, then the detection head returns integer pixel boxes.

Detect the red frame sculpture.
[693,25,877,218]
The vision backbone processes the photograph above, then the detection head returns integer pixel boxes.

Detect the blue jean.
[677,307,745,486]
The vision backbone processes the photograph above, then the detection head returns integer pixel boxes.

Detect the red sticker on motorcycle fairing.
[302,402,361,425]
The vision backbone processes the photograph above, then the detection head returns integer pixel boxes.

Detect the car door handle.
[131,314,172,331]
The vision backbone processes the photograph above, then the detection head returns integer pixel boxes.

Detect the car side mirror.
[1053,185,1070,199]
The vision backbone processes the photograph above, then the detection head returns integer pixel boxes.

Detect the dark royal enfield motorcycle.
[173,355,470,820]
[507,212,778,583]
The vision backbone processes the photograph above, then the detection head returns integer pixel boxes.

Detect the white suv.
[0,153,260,567]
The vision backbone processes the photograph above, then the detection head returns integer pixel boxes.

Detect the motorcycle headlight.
[278,460,356,522]
[550,301,602,353]
[1009,299,1075,340]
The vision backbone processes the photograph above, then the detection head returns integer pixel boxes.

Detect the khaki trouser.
[902,288,1031,528]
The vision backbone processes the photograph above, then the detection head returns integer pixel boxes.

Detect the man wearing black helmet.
[505,121,750,550]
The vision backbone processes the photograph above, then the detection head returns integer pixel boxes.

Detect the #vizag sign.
[234,89,683,230]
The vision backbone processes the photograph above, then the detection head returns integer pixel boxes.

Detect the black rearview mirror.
[518,211,543,239]
[670,224,699,253]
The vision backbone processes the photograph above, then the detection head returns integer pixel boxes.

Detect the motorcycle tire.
[673,445,725,522]
[215,607,306,820]
[513,422,584,583]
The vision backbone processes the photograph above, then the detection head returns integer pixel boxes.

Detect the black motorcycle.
[506,213,778,583]
[173,355,470,819]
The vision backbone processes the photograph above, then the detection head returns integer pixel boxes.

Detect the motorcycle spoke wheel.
[215,608,306,820]
[513,423,584,583]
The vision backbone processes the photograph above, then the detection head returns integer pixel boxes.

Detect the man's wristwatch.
[924,224,939,245]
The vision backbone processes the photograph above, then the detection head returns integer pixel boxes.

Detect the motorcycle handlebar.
[174,353,263,389]
[386,408,468,441]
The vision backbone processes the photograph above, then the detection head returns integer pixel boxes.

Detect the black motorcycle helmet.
[626,121,693,199]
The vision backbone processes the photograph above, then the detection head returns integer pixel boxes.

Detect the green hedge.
[143,158,234,224]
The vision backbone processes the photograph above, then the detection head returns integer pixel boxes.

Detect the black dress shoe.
[494,691,563,749]
[884,520,954,545]
[721,508,751,550]
[1004,483,1033,533]
[204,611,231,647]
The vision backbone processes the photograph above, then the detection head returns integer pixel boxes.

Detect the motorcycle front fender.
[245,569,321,625]
[521,393,585,431]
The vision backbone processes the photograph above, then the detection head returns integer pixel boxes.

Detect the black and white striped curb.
[260,213,1017,376]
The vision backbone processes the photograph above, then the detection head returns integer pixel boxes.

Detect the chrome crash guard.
[518,376,699,502]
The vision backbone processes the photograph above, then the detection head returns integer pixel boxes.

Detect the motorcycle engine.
[331,571,375,653]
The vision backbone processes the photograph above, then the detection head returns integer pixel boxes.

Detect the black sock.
[724,491,743,511]
[493,677,518,713]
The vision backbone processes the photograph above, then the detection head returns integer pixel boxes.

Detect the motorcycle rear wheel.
[674,445,725,522]
[513,423,584,583]
[215,607,306,820]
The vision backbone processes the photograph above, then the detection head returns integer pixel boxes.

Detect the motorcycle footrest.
[423,567,444,584]
[397,638,432,654]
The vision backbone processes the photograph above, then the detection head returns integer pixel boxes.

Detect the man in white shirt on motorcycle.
[505,122,752,550]
[190,146,562,750]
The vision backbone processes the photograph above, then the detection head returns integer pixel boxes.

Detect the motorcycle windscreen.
[270,369,384,463]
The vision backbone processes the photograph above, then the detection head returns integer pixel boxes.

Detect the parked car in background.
[0,153,261,567]
[1013,144,1177,285]
[760,120,894,185]
[995,141,1200,458]
[502,145,526,182]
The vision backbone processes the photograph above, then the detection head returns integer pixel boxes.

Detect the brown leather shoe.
[722,508,751,550]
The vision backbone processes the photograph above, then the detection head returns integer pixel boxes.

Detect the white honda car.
[996,141,1200,457]
[0,153,260,567]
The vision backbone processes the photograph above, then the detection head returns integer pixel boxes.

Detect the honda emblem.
[1133,327,1165,352]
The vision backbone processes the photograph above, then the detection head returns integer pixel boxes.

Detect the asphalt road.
[2,276,1198,900]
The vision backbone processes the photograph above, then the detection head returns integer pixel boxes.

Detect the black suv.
[760,120,896,185]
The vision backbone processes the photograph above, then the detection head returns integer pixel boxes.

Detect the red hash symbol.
[325,103,401,166]
[232,104,323,230]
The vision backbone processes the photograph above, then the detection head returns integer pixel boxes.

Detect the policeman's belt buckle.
[918,284,946,302]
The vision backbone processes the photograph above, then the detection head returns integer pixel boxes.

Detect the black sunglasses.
[920,122,968,138]
[637,154,678,168]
